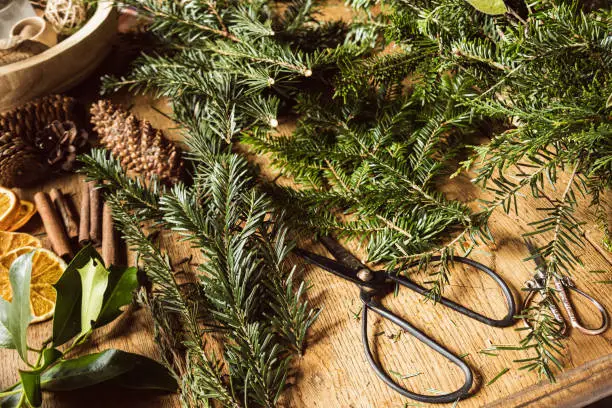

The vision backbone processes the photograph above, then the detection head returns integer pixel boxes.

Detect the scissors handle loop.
[522,277,609,336]
[360,296,473,404]
[555,277,609,335]
[521,284,568,335]
[394,256,517,328]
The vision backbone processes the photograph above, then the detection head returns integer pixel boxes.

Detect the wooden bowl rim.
[0,1,114,74]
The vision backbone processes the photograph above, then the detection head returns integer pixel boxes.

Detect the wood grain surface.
[1,6,611,407]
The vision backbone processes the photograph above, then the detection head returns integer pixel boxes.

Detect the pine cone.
[0,94,79,143]
[90,100,184,184]
[35,120,89,171]
[0,133,48,187]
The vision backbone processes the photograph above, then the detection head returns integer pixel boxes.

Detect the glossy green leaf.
[7,252,34,363]
[110,354,178,391]
[465,0,507,15]
[19,370,41,407]
[0,348,61,407]
[77,258,110,333]
[53,246,104,346]
[0,387,21,408]
[40,349,177,392]
[95,266,138,328]
[0,298,14,349]
[39,348,63,370]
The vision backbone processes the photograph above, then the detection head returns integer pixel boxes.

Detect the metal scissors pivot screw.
[295,236,517,404]
[522,238,609,336]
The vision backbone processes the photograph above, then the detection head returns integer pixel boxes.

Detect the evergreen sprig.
[248,0,611,380]
[384,0,611,381]
[93,0,610,386]
[244,72,489,296]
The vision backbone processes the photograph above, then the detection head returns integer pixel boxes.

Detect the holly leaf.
[0,298,14,349]
[465,0,507,15]
[0,386,21,408]
[19,370,42,408]
[77,258,110,333]
[52,246,104,346]
[40,349,177,392]
[110,353,178,391]
[95,266,138,328]
[0,348,61,408]
[6,252,34,363]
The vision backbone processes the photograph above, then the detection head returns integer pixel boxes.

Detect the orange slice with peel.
[0,247,66,323]
[0,186,19,231]
[0,231,42,256]
[7,200,37,232]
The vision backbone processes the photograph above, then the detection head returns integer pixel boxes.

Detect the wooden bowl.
[0,2,117,111]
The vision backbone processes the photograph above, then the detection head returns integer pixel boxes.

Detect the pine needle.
[486,368,510,386]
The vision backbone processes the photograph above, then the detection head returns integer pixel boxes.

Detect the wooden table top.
[1,19,611,408]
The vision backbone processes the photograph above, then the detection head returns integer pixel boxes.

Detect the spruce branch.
[103,191,239,407]
[79,149,164,221]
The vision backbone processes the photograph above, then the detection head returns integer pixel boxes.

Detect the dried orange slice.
[7,200,37,232]
[0,247,66,323]
[0,186,19,231]
[0,231,42,256]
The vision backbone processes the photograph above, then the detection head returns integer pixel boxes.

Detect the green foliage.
[52,245,102,347]
[39,350,177,392]
[249,0,611,381]
[83,108,320,406]
[96,266,139,327]
[77,258,110,334]
[5,252,34,363]
[0,247,171,407]
[465,0,507,15]
[95,0,610,387]
[52,245,139,346]
[0,298,13,349]
[383,0,611,381]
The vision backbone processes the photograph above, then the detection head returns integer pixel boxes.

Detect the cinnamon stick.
[78,183,91,246]
[33,192,73,259]
[102,203,117,267]
[89,181,102,245]
[49,188,78,239]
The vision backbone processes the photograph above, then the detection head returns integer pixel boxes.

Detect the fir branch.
[104,192,239,407]
[79,149,165,221]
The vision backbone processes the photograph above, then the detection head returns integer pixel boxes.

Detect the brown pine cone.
[90,100,183,184]
[0,133,48,187]
[0,94,79,143]
[35,120,89,171]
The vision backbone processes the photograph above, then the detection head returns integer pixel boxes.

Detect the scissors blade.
[319,235,368,271]
[293,247,366,286]
[523,238,547,275]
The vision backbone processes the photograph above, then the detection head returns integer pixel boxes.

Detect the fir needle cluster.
[248,0,611,381]
[89,0,610,387]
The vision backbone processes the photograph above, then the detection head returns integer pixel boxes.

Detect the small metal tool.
[295,236,517,404]
[522,238,609,336]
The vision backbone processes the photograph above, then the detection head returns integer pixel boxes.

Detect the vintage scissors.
[522,238,609,336]
[294,236,517,404]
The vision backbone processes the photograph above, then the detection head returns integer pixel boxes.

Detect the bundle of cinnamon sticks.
[34,180,119,266]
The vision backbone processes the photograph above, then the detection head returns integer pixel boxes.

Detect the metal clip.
[555,277,609,336]
[522,279,567,335]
